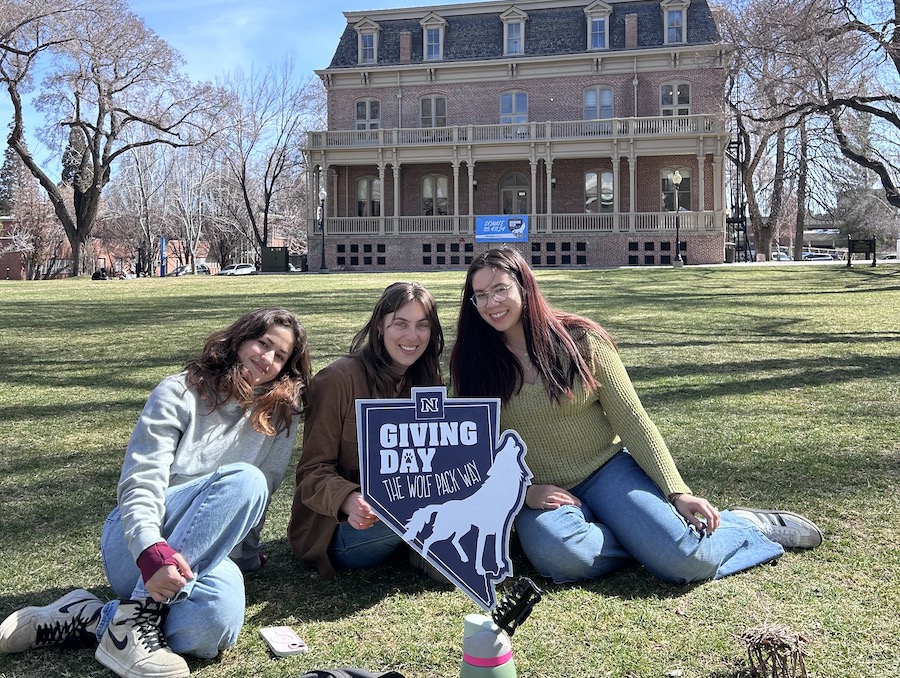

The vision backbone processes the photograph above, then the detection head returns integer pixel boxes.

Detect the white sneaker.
[95,599,189,678]
[730,507,823,549]
[0,588,103,653]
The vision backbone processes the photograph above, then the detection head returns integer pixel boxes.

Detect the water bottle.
[459,613,517,678]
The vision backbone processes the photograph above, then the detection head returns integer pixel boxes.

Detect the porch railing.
[320,212,720,236]
[306,115,725,149]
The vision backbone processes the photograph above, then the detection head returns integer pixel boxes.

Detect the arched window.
[660,83,690,116]
[585,170,614,213]
[421,95,447,128]
[500,172,529,215]
[500,91,528,124]
[661,169,691,212]
[422,175,448,215]
[583,86,614,120]
[355,99,381,130]
[356,177,382,217]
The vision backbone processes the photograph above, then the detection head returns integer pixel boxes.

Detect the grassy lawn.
[1,264,898,678]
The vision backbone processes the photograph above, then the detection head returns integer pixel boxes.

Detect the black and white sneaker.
[95,599,189,678]
[729,507,824,549]
[0,588,103,653]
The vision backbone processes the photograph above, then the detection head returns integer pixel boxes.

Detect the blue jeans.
[328,520,404,570]
[514,451,784,584]
[100,462,269,658]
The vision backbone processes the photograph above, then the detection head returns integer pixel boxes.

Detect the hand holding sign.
[341,491,379,530]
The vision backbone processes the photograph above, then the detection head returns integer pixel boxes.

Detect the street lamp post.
[671,169,684,267]
[318,184,328,272]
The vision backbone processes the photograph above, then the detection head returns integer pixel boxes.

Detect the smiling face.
[237,324,295,385]
[378,300,432,372]
[470,267,524,339]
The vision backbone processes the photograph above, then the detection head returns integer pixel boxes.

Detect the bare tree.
[1,0,221,275]
[102,138,173,275]
[215,56,325,252]
[727,0,900,208]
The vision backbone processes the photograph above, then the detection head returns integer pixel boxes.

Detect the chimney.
[625,14,637,49]
[400,31,412,63]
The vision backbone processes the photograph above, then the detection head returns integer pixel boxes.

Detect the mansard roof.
[326,0,721,69]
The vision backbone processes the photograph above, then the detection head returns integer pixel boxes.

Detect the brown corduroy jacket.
[288,356,375,578]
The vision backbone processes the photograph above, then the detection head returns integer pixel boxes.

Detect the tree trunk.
[769,127,787,255]
[794,118,809,260]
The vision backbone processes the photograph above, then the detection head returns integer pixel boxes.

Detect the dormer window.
[354,18,382,65]
[501,7,528,56]
[662,0,689,45]
[584,1,612,50]
[420,12,448,61]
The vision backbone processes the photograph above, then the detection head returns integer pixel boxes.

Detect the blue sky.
[129,0,481,81]
[128,0,352,82]
[6,0,484,172]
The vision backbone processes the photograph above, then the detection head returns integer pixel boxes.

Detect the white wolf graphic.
[403,435,530,576]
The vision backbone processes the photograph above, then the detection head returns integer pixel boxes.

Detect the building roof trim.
[419,11,449,27]
[344,0,649,22]
[353,17,383,32]
[499,6,529,21]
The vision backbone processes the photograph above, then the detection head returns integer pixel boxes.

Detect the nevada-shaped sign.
[356,387,532,610]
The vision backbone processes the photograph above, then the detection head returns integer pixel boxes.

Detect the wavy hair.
[184,308,311,435]
[450,247,614,403]
[350,282,444,396]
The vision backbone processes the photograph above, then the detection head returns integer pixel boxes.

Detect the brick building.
[304,0,729,270]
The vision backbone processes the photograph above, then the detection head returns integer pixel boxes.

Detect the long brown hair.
[450,247,613,403]
[185,308,311,435]
[350,282,444,397]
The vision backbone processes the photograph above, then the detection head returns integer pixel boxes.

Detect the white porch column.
[467,161,476,217]
[530,160,538,217]
[393,163,401,236]
[612,154,621,231]
[452,160,461,233]
[628,155,637,232]
[696,153,706,222]
[544,160,553,232]
[378,163,387,235]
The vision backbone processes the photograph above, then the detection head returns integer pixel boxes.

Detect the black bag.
[300,670,405,678]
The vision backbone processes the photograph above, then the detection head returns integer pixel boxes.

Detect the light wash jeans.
[99,462,269,658]
[514,450,784,584]
[328,519,404,570]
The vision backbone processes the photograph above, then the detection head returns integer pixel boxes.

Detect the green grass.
[1,264,899,678]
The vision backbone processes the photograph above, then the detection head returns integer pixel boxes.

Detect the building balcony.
[306,114,727,161]
[318,211,722,237]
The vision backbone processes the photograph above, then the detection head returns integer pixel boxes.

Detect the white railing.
[306,114,725,149]
[319,212,719,236]
[396,216,457,235]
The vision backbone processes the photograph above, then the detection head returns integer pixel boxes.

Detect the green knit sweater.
[500,331,691,496]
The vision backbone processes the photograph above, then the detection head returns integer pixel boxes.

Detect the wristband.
[137,541,180,584]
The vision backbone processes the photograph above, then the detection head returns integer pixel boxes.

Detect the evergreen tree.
[0,142,21,216]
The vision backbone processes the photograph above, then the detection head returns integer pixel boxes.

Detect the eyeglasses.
[470,283,515,308]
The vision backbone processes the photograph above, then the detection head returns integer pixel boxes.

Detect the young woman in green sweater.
[450,248,821,584]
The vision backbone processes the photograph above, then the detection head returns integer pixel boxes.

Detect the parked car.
[801,252,835,261]
[770,251,793,261]
[216,263,256,276]
[169,263,211,276]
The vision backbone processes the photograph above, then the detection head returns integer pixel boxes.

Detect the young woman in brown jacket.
[289,282,444,578]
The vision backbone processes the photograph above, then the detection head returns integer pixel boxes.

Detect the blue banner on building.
[356,387,532,611]
[475,215,529,243]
